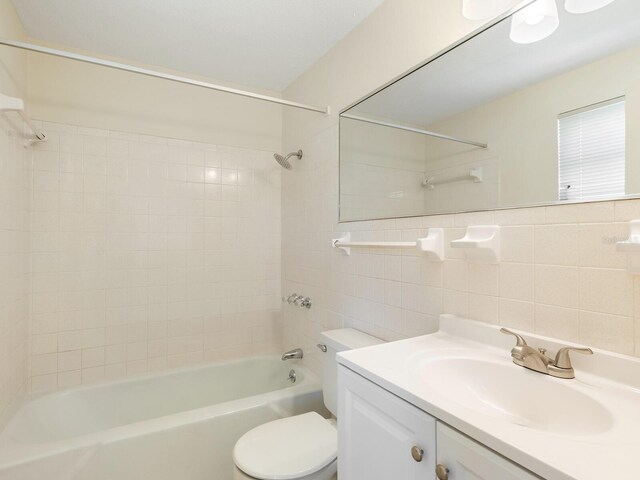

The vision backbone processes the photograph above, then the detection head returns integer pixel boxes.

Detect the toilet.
[232,328,383,480]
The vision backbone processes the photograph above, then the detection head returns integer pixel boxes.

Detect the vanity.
[333,1,640,476]
[337,315,640,480]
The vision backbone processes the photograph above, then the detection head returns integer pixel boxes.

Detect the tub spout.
[281,348,303,361]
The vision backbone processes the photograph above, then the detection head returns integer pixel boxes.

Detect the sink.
[339,314,640,479]
[418,357,614,435]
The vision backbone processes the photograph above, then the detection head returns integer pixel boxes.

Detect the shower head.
[273,150,303,170]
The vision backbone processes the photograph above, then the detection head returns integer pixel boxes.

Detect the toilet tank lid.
[320,328,384,352]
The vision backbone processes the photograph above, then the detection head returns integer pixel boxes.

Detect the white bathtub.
[0,356,324,480]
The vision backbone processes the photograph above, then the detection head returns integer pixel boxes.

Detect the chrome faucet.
[500,328,593,379]
[281,348,303,361]
[284,293,312,309]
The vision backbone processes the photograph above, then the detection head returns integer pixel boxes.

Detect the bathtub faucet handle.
[281,348,303,361]
[300,297,312,309]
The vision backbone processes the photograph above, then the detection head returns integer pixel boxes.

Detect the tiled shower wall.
[282,125,640,375]
[29,121,282,393]
[0,123,30,418]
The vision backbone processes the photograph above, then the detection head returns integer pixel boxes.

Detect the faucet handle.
[554,346,593,369]
[500,328,528,346]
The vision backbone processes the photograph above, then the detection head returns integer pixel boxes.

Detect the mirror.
[339,0,640,222]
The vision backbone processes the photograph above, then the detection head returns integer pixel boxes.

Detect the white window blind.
[558,98,626,201]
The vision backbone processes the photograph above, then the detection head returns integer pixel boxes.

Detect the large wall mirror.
[339,0,640,222]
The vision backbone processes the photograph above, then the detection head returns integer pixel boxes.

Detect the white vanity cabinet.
[338,365,540,480]
[338,366,436,480]
[437,423,539,480]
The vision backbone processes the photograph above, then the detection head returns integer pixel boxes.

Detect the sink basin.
[418,357,614,435]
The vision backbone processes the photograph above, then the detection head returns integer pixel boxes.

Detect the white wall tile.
[280,123,640,373]
[535,304,579,343]
[578,223,628,268]
[534,265,580,309]
[579,268,633,317]
[534,224,579,266]
[498,299,534,331]
[499,263,534,302]
[27,122,282,391]
[579,311,634,355]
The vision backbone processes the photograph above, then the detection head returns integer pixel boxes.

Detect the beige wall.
[281,0,640,375]
[0,0,26,98]
[27,42,283,153]
[0,0,30,420]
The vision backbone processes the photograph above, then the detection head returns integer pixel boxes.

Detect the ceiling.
[10,0,384,92]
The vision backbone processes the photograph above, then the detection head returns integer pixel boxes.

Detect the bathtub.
[0,356,324,480]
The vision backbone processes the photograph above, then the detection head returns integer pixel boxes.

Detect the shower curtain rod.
[341,113,488,148]
[0,38,330,115]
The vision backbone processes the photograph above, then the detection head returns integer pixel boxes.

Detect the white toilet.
[232,328,383,480]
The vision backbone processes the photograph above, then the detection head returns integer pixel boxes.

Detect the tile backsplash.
[28,121,282,393]
[281,125,640,375]
[18,120,640,391]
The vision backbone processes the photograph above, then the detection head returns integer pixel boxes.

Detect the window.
[558,97,626,201]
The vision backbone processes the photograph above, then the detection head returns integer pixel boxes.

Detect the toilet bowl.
[233,413,337,480]
[232,329,383,480]
[233,463,337,480]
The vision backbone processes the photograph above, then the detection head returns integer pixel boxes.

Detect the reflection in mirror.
[339,0,639,222]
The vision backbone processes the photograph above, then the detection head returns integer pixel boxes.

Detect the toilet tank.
[320,328,384,416]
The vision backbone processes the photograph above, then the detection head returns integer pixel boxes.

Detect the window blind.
[558,98,626,201]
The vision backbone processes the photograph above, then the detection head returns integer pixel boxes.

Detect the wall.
[28,120,282,393]
[281,0,640,374]
[17,16,286,392]
[0,0,30,419]
[26,42,282,153]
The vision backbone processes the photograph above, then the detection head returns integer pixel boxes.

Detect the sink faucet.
[500,328,593,379]
[281,348,303,361]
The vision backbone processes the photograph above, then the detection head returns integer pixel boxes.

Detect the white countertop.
[337,315,640,480]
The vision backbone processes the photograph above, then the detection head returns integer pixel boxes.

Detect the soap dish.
[450,225,500,263]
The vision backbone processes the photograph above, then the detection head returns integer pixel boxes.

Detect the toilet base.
[233,459,337,480]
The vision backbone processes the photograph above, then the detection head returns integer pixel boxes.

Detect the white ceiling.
[10,0,384,92]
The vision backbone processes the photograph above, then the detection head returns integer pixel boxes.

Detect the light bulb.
[510,0,560,44]
[462,0,521,20]
[565,0,616,14]
[525,14,545,25]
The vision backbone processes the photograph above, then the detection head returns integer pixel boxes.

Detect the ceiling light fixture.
[509,0,560,44]
[462,0,521,20]
[564,0,616,14]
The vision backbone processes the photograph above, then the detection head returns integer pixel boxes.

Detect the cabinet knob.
[410,445,424,462]
[436,464,450,480]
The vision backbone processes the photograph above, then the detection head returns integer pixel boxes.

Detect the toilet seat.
[233,412,337,480]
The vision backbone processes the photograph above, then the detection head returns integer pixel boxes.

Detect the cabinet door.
[338,366,436,480]
[436,423,540,480]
